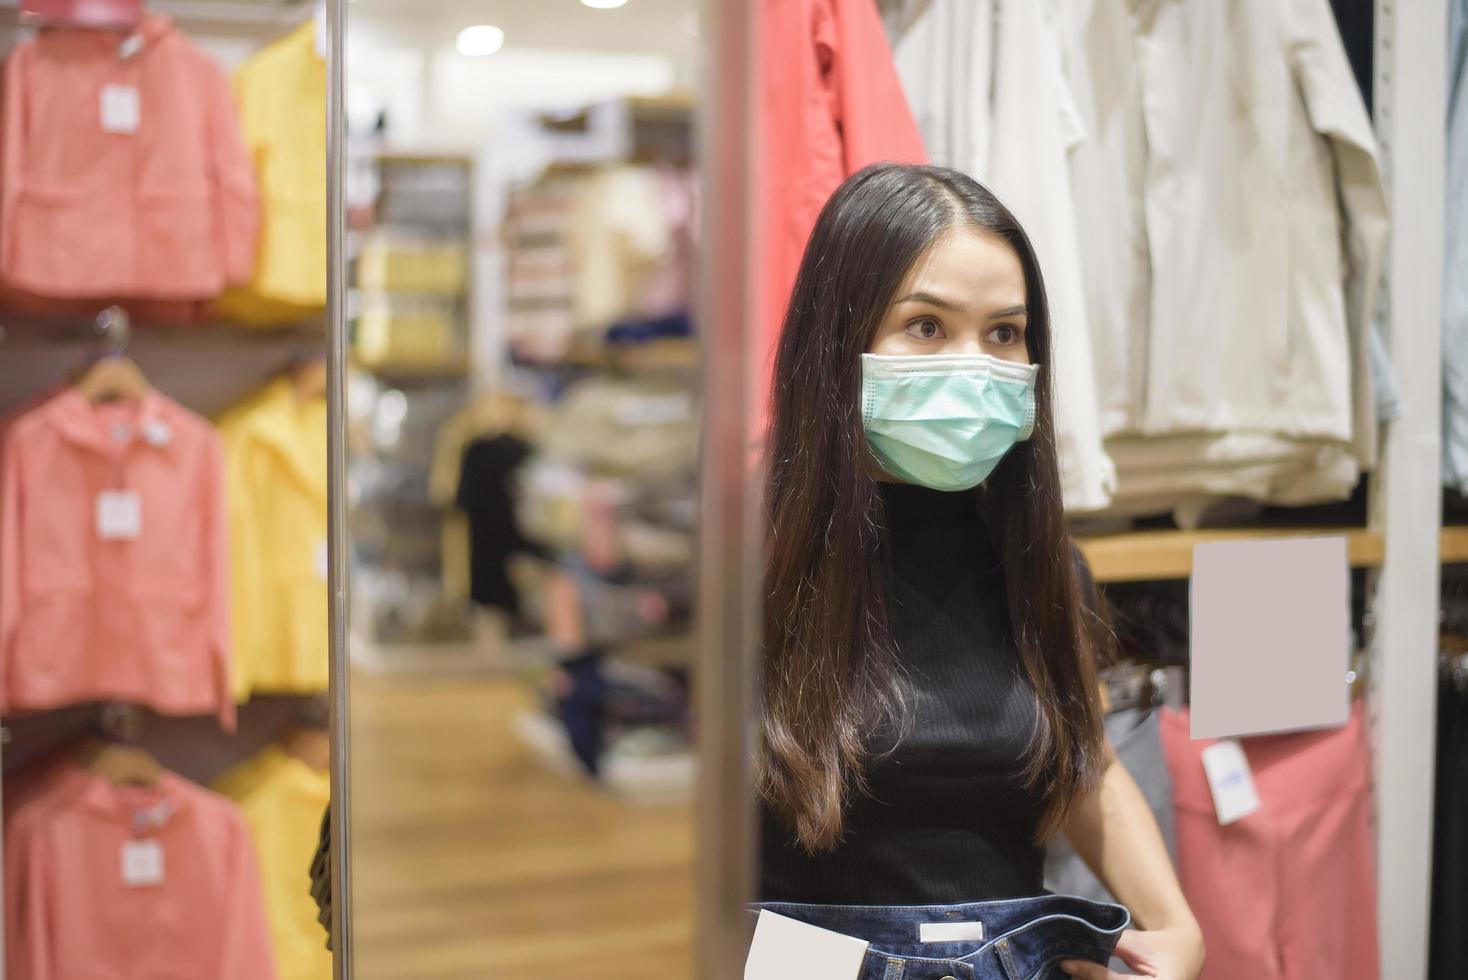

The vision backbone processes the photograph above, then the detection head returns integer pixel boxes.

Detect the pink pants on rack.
[1159,703,1379,980]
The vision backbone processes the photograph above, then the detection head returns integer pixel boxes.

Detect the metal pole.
[325,0,352,975]
[695,0,761,977]
[1371,0,1447,976]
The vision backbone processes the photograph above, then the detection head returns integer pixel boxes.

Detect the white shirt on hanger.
[1064,0,1387,462]
[886,0,1117,514]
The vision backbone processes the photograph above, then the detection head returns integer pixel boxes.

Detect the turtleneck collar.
[878,481,983,531]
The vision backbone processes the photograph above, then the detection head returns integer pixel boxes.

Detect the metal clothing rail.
[324,0,351,977]
[0,0,309,27]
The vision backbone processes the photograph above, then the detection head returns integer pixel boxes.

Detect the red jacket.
[0,15,258,301]
[758,0,927,425]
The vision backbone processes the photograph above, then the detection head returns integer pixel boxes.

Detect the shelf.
[0,316,324,349]
[1442,526,1468,564]
[352,357,468,381]
[1077,527,1386,584]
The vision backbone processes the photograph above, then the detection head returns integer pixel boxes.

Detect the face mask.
[860,353,1038,492]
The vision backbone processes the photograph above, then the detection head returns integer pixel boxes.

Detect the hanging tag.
[100,84,140,135]
[313,0,328,59]
[97,490,142,540]
[141,419,172,448]
[120,839,165,887]
[1200,739,1262,826]
[745,910,868,980]
[315,540,330,582]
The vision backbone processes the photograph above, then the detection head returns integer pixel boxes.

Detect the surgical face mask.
[860,353,1038,492]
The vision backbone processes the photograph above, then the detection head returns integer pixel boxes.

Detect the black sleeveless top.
[759,483,1048,904]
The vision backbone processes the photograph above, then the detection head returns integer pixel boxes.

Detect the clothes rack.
[0,0,311,27]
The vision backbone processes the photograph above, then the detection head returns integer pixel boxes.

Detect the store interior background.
[341,2,700,978]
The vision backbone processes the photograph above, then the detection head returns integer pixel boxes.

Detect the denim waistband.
[751,894,1131,980]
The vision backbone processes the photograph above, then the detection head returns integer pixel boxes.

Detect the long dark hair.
[760,163,1108,851]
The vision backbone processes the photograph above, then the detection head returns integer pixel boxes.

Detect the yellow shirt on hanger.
[214,746,333,980]
[219,377,329,700]
[216,21,327,325]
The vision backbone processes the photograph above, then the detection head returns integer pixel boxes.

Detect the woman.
[757,164,1205,980]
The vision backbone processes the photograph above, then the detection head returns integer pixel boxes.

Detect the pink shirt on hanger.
[6,768,278,980]
[0,389,233,728]
[757,0,928,430]
[0,14,258,301]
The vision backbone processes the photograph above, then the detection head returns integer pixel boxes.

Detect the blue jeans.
[751,894,1131,980]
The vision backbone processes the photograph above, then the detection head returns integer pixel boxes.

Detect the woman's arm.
[1058,750,1205,979]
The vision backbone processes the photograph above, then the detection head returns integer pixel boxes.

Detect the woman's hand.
[1060,924,1205,980]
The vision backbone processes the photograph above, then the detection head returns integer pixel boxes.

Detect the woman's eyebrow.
[894,291,964,311]
[988,305,1027,319]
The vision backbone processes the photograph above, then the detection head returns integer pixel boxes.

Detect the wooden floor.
[349,671,695,980]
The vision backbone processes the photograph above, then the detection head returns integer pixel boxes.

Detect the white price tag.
[745,910,868,980]
[315,540,330,582]
[313,0,328,58]
[97,490,141,540]
[919,920,985,943]
[120,839,165,887]
[1201,739,1262,826]
[100,84,140,135]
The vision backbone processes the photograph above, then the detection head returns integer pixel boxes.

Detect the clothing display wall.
[0,9,333,976]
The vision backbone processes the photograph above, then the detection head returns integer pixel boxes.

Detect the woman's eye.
[905,318,943,340]
[991,325,1019,345]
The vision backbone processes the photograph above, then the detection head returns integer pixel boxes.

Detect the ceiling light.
[581,0,629,9]
[456,24,505,57]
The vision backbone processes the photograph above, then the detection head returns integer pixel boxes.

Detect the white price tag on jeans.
[97,490,141,540]
[121,839,165,887]
[745,910,868,980]
[100,84,140,134]
[1201,738,1262,826]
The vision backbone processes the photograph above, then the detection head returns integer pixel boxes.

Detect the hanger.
[75,738,163,788]
[1099,663,1169,715]
[74,701,161,786]
[73,306,148,403]
[535,160,597,185]
[279,724,331,773]
[20,0,142,31]
[292,356,328,402]
[75,355,150,403]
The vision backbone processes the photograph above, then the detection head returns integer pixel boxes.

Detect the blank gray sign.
[1189,536,1351,740]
